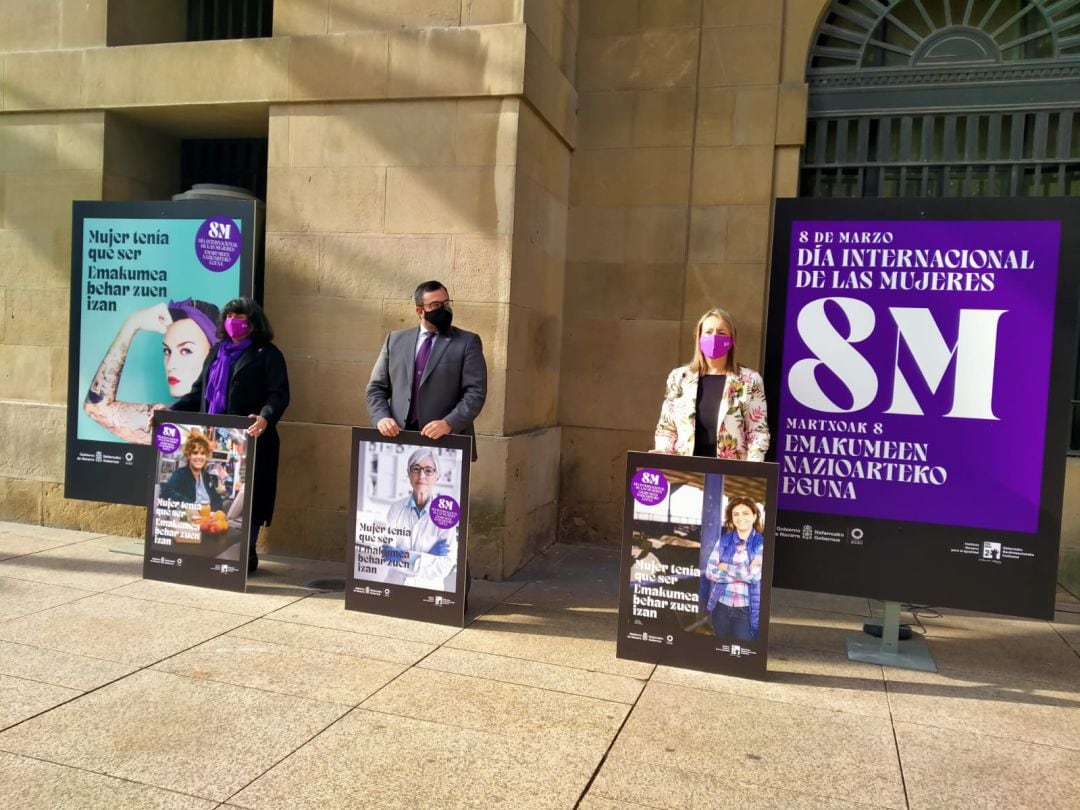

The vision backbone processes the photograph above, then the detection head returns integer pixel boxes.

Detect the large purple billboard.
[765,199,1080,619]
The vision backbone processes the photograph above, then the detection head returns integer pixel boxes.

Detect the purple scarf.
[205,339,252,415]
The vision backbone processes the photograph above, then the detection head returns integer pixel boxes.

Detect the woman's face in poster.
[163,318,212,396]
[731,503,756,535]
[187,444,209,472]
[408,454,438,501]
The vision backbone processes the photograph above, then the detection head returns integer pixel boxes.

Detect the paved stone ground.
[0,520,1077,809]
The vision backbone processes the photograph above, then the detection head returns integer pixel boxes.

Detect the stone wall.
[558,0,821,544]
[261,95,520,564]
[0,0,576,580]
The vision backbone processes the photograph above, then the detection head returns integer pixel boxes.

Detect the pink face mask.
[699,334,733,359]
[224,317,252,340]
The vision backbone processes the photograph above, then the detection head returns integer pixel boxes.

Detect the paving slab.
[268,591,461,645]
[915,612,1080,689]
[0,593,250,666]
[361,667,630,754]
[251,552,346,578]
[603,681,906,809]
[1051,609,1080,655]
[232,708,602,809]
[0,536,143,592]
[504,546,620,602]
[0,669,346,802]
[0,640,136,691]
[464,577,527,617]
[0,522,104,543]
[154,636,406,706]
[885,666,1080,750]
[447,602,654,679]
[1,750,215,810]
[417,646,646,704]
[0,674,81,730]
[578,797,653,810]
[653,643,890,719]
[895,720,1080,810]
[244,556,347,594]
[110,578,311,618]
[0,576,94,623]
[502,579,620,613]
[227,617,436,666]
[587,754,896,810]
[0,532,88,561]
[506,542,578,581]
[773,587,873,617]
[767,604,867,656]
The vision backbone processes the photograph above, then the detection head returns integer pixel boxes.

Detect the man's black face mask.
[424,306,453,333]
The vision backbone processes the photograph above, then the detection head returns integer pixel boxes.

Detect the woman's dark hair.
[217,297,273,343]
[167,299,220,341]
[414,280,448,306]
[724,496,763,534]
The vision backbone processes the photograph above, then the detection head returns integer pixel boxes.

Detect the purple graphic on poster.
[154,423,181,454]
[776,220,1060,534]
[429,495,461,529]
[631,469,669,506]
[195,217,242,271]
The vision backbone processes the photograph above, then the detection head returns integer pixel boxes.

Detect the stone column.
[262,3,578,579]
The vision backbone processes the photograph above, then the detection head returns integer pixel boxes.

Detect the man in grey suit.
[366,280,487,454]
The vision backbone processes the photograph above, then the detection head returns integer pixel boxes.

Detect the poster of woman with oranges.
[144,415,255,592]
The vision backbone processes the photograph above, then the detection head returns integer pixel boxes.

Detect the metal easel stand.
[846,600,937,672]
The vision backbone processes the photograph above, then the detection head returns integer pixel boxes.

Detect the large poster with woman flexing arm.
[65,200,257,505]
[617,452,779,679]
[764,198,1080,619]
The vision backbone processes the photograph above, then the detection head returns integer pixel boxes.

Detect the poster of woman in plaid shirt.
[618,452,778,679]
[704,497,766,641]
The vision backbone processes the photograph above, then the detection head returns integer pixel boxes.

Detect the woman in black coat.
[170,298,289,572]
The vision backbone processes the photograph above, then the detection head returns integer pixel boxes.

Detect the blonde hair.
[689,308,740,376]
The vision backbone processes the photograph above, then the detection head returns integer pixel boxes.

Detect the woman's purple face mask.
[699,333,733,359]
[224,316,252,340]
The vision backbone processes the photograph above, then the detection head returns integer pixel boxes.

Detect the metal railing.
[186,0,272,41]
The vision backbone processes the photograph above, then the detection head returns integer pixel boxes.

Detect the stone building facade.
[1,0,1077,590]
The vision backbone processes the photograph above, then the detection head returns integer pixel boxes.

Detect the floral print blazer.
[653,365,770,461]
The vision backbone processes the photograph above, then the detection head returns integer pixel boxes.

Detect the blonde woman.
[654,308,769,460]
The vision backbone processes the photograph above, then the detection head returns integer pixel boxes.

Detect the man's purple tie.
[407,330,437,425]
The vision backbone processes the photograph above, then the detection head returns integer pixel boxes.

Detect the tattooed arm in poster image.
[84,300,218,444]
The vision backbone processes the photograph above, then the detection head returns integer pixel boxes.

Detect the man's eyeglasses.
[409,465,438,478]
[422,300,453,311]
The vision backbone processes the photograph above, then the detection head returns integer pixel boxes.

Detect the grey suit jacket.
[365,325,487,458]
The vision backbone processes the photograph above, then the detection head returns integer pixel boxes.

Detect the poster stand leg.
[846,601,937,672]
